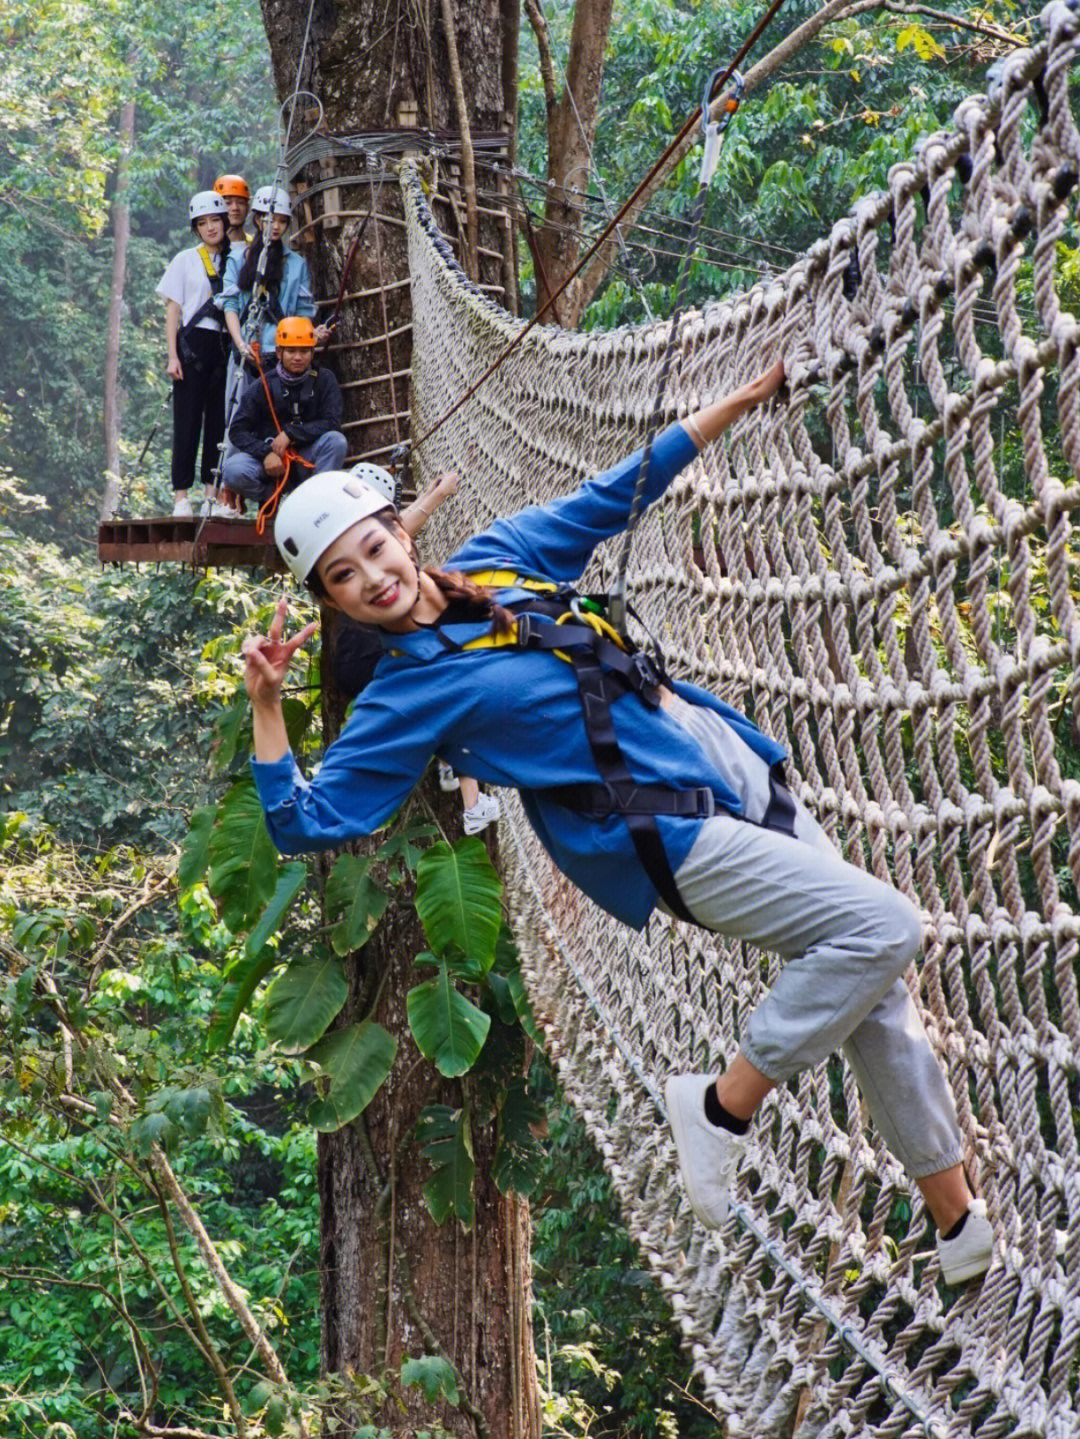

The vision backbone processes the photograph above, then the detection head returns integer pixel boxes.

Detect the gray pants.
[667,695,963,1180]
[222,430,348,502]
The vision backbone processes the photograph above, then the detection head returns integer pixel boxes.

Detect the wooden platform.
[98,515,286,572]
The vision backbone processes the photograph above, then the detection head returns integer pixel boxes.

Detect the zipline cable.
[608,65,744,636]
[405,0,793,460]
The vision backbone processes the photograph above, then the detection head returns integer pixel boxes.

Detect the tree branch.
[146,1172,248,1438]
[523,0,558,113]
[439,0,480,280]
[880,0,1027,46]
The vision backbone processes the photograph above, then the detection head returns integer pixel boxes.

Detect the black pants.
[171,329,227,491]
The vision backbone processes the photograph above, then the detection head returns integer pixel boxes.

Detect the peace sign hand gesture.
[242,596,318,710]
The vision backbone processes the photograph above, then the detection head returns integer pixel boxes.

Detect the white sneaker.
[172,497,193,518]
[937,1198,994,1284]
[462,793,500,835]
[665,1073,746,1228]
[437,761,460,792]
[210,500,237,518]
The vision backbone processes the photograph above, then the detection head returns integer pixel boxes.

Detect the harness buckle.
[628,650,662,705]
[514,612,544,649]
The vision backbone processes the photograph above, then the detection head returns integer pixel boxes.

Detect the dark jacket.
[230,367,343,458]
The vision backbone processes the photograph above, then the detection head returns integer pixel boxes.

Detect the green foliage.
[305,1021,398,1131]
[0,835,322,1438]
[0,0,279,548]
[407,956,492,1077]
[326,853,389,955]
[416,1104,476,1228]
[263,953,350,1050]
[530,1060,720,1436]
[414,836,504,978]
[401,1354,460,1404]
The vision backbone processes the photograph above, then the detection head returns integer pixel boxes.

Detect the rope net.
[403,7,1080,1432]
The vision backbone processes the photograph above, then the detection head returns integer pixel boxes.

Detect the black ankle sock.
[704,1086,750,1135]
[941,1211,968,1243]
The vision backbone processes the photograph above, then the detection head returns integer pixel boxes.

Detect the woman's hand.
[686,359,786,447]
[167,354,184,382]
[314,323,333,344]
[242,597,317,710]
[737,358,785,407]
[434,470,458,497]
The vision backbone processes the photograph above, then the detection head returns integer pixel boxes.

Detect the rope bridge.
[402,6,1080,1431]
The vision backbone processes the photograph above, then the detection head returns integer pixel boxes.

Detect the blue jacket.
[223,247,315,354]
[252,422,786,929]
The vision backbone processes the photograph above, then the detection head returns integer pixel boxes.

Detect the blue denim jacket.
[252,423,786,929]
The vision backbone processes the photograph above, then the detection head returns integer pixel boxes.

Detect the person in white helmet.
[155,190,234,518]
[240,360,997,1289]
[222,185,331,366]
[324,464,500,836]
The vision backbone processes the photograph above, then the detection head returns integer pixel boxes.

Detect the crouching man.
[223,316,347,503]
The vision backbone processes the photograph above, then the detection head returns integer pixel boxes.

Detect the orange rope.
[249,342,315,534]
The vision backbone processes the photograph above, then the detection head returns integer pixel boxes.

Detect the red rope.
[249,342,315,535]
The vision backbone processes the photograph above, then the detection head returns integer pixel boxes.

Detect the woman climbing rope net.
[241,359,993,1286]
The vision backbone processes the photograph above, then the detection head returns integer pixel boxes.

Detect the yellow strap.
[196,245,219,280]
[464,569,559,593]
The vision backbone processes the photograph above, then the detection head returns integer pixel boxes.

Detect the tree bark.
[525,0,614,327]
[257,2,536,1432]
[101,95,135,520]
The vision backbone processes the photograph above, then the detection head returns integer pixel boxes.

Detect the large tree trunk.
[257,3,537,1434]
[100,95,135,520]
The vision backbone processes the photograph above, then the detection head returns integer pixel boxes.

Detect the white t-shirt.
[156,247,225,330]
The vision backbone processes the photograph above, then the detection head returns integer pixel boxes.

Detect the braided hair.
[237,232,285,296]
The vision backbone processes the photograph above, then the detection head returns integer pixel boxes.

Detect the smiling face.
[315,516,435,630]
[195,213,226,248]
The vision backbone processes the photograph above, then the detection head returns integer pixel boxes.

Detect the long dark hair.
[307,512,516,637]
[238,232,285,294]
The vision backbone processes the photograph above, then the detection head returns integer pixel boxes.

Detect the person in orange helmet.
[213,174,251,248]
[221,316,347,503]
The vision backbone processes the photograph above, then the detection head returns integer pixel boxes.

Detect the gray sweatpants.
[666,695,963,1180]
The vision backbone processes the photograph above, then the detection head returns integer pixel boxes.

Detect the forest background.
[0,0,1035,1434]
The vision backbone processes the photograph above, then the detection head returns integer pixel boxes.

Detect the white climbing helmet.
[348,462,398,507]
[252,184,292,217]
[189,190,229,226]
[275,471,396,585]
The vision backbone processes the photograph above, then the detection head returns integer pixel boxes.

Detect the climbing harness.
[424,571,795,920]
[248,343,316,533]
[176,245,227,374]
[608,65,745,638]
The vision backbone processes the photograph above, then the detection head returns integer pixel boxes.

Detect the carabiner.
[699,67,746,187]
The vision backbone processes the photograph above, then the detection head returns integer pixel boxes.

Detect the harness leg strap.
[571,649,699,926]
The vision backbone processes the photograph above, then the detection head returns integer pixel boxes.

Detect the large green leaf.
[376,818,439,877]
[492,1077,545,1197]
[400,1355,459,1404]
[306,1021,397,1131]
[207,780,280,933]
[204,863,307,1051]
[325,854,388,956]
[211,694,250,775]
[263,953,348,1051]
[406,961,490,1077]
[416,1103,475,1228]
[414,838,502,978]
[178,804,216,891]
[244,862,308,960]
[207,947,281,1052]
